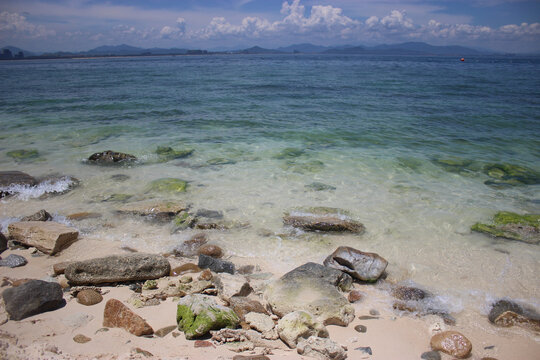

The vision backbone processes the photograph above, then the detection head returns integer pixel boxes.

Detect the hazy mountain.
[1,46,37,56]
[276,43,331,53]
[325,42,486,56]
[84,44,146,56]
[237,46,284,54]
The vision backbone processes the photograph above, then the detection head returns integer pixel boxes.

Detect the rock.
[155,325,177,337]
[430,331,472,359]
[264,262,354,326]
[199,269,213,281]
[0,171,37,197]
[173,233,208,257]
[176,294,240,339]
[233,356,270,360]
[111,174,130,181]
[133,348,153,357]
[483,163,540,186]
[156,146,194,161]
[197,244,223,258]
[392,286,428,301]
[10,278,33,287]
[421,351,441,360]
[305,182,336,191]
[6,149,41,162]
[198,254,235,274]
[147,178,188,194]
[245,312,278,339]
[356,346,372,355]
[297,336,347,360]
[2,280,65,320]
[488,299,540,331]
[207,157,236,165]
[284,207,364,233]
[348,290,364,303]
[323,246,387,282]
[194,340,214,348]
[103,299,153,336]
[87,150,137,165]
[237,265,255,275]
[77,289,103,306]
[8,221,78,255]
[0,254,28,268]
[21,210,52,222]
[229,297,268,321]
[170,263,201,276]
[274,147,305,159]
[0,232,7,253]
[354,325,367,333]
[73,334,91,343]
[65,253,170,285]
[196,209,223,219]
[117,201,188,222]
[66,212,102,221]
[214,273,252,301]
[53,261,74,275]
[277,311,329,348]
[471,211,540,244]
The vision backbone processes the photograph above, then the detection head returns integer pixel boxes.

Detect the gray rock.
[214,273,252,302]
[198,254,235,274]
[264,263,355,326]
[2,280,65,320]
[0,232,7,254]
[283,207,364,233]
[323,246,388,282]
[277,311,329,348]
[21,209,52,222]
[421,351,441,360]
[0,254,28,268]
[297,336,347,360]
[244,312,278,339]
[488,299,540,331]
[87,150,137,165]
[196,209,224,219]
[0,171,37,198]
[65,253,170,285]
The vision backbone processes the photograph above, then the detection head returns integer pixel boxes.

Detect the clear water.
[1,54,539,315]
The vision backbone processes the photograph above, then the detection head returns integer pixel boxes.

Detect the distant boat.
[460,58,465,62]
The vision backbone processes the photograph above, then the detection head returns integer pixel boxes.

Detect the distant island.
[0,42,502,60]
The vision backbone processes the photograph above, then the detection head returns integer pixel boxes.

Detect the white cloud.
[160,17,186,39]
[0,11,55,38]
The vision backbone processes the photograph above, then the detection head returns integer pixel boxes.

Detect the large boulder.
[488,299,540,332]
[2,280,65,320]
[323,246,388,282]
[176,294,240,339]
[103,299,153,336]
[264,263,354,326]
[116,201,188,222]
[87,150,137,165]
[472,212,539,244]
[8,221,79,255]
[65,253,170,285]
[283,207,364,233]
[0,171,37,198]
[297,336,347,360]
[276,311,329,348]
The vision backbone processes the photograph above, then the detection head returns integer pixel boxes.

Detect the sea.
[1,54,539,320]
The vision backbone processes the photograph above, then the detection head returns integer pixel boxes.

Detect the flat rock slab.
[65,253,170,285]
[103,299,153,336]
[2,280,65,320]
[283,207,364,233]
[116,201,188,221]
[8,221,79,255]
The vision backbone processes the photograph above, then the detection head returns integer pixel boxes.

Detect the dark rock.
[357,315,379,320]
[2,280,65,320]
[110,174,130,181]
[0,232,7,253]
[87,150,137,165]
[354,324,367,333]
[21,209,52,222]
[421,351,441,360]
[237,265,255,275]
[305,182,336,191]
[483,163,540,186]
[170,263,201,276]
[348,290,364,303]
[76,289,103,306]
[65,253,170,285]
[284,207,364,233]
[174,233,208,257]
[356,346,372,355]
[0,171,37,198]
[324,246,388,282]
[0,254,28,268]
[488,299,523,323]
[198,254,235,274]
[196,209,223,219]
[103,298,153,336]
[488,299,540,331]
[197,244,223,258]
[392,286,428,301]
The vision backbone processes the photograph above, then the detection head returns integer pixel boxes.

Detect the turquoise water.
[0,55,539,315]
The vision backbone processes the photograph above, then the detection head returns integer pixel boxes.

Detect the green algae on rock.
[471,211,540,244]
[206,158,237,165]
[176,294,239,339]
[6,149,43,163]
[156,146,194,161]
[483,163,540,187]
[148,178,188,194]
[273,147,305,159]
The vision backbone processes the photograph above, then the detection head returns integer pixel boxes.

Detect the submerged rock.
[277,311,329,348]
[21,209,52,222]
[117,201,188,222]
[284,207,364,233]
[0,171,37,198]
[6,149,42,163]
[147,178,188,194]
[488,299,540,332]
[264,262,354,326]
[483,163,540,186]
[156,146,194,161]
[173,233,208,257]
[323,246,387,282]
[87,150,137,165]
[297,336,347,360]
[273,147,305,159]
[430,331,472,359]
[103,299,153,336]
[2,280,65,320]
[305,182,336,191]
[8,221,79,255]
[36,174,80,198]
[432,157,477,174]
[471,211,539,244]
[176,294,240,339]
[207,158,237,165]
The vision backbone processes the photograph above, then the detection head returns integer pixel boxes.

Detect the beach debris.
[420,350,441,360]
[87,150,137,165]
[76,289,103,306]
[8,221,78,255]
[245,312,278,340]
[198,254,235,274]
[471,211,539,244]
[488,299,540,332]
[116,200,188,222]
[283,207,364,233]
[0,232,7,254]
[323,246,388,282]
[155,325,177,338]
[264,262,354,326]
[277,311,329,348]
[229,296,269,321]
[214,272,252,302]
[297,336,347,360]
[64,253,170,285]
[21,209,52,222]
[0,171,37,198]
[430,331,472,359]
[147,177,188,194]
[392,285,428,301]
[2,280,65,321]
[176,294,240,339]
[197,244,223,258]
[0,254,28,268]
[354,325,367,333]
[103,299,153,336]
[73,334,91,343]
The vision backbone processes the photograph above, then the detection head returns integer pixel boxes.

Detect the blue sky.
[1,0,539,53]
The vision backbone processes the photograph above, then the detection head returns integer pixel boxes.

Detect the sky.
[1,0,540,53]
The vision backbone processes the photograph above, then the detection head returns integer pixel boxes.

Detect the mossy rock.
[176,294,239,339]
[7,149,43,163]
[305,182,336,191]
[397,157,424,171]
[142,280,158,290]
[282,160,325,174]
[102,193,133,203]
[156,146,194,161]
[472,212,540,244]
[432,157,478,174]
[483,163,540,186]
[273,147,305,159]
[206,158,237,165]
[148,178,188,194]
[172,211,197,231]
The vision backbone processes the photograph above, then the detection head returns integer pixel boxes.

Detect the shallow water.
[1,54,539,317]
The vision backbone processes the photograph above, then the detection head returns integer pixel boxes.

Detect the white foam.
[0,177,75,201]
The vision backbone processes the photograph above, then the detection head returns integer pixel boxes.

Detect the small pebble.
[484,345,495,350]
[194,340,214,348]
[355,346,372,355]
[348,290,364,303]
[133,347,153,357]
[354,324,367,333]
[77,289,103,306]
[155,325,177,338]
[95,328,109,334]
[0,254,27,268]
[369,309,380,316]
[73,334,91,344]
[358,315,379,320]
[421,350,441,360]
